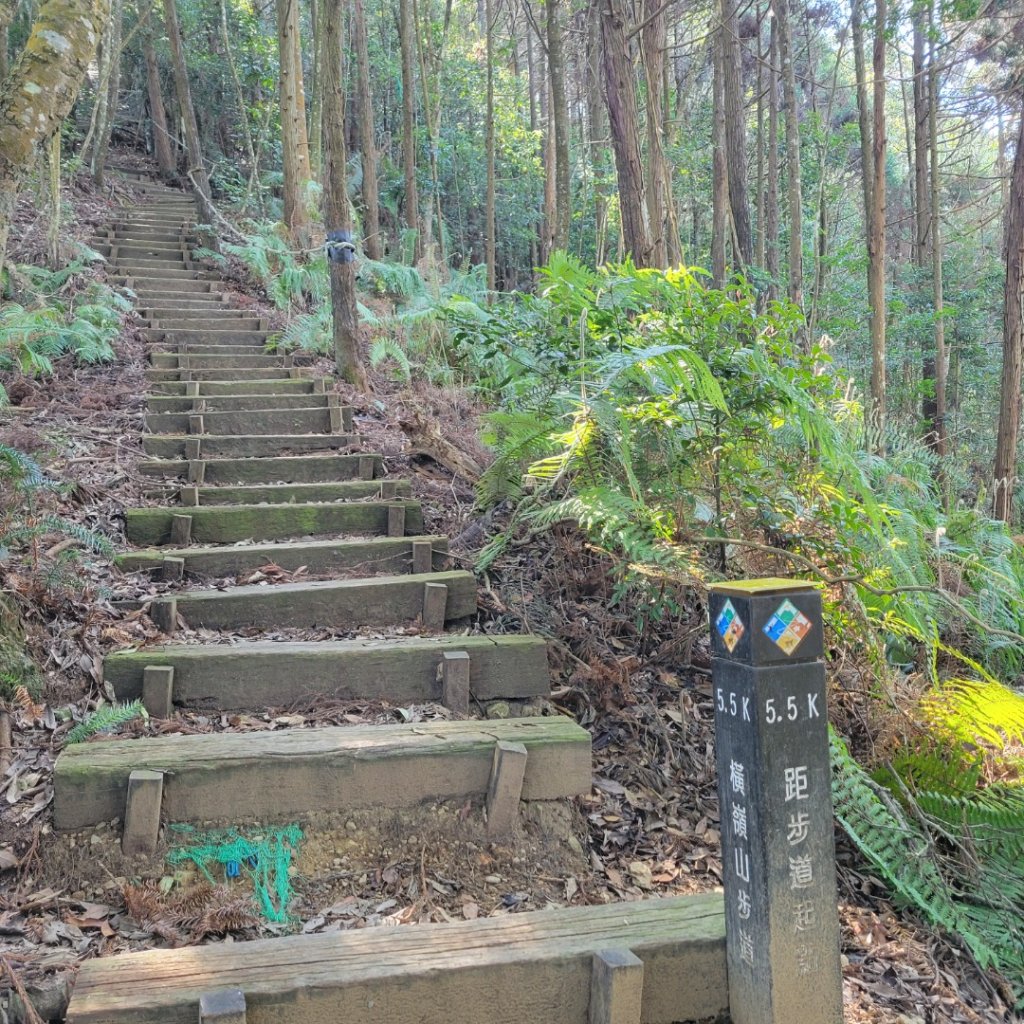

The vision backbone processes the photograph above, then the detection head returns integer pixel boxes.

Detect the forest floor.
[0,159,1016,1024]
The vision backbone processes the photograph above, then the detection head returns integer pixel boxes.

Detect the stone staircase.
[56,178,727,1023]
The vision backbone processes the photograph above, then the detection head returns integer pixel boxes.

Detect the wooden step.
[138,451,381,483]
[64,894,726,1024]
[142,328,270,345]
[140,431,362,458]
[145,407,343,436]
[104,632,544,709]
[147,378,317,396]
[146,392,329,412]
[144,478,408,506]
[148,318,265,333]
[145,368,292,385]
[116,266,211,280]
[150,353,280,370]
[54,715,589,831]
[143,569,474,630]
[124,498,421,544]
[115,533,443,576]
[114,277,219,293]
[140,307,246,319]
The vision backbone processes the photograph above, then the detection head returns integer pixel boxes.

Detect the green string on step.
[166,823,303,923]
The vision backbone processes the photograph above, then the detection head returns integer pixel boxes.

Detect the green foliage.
[369,337,413,382]
[67,700,145,744]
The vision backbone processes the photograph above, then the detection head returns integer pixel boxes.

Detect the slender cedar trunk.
[927,6,946,461]
[47,131,61,267]
[755,7,765,270]
[720,0,751,266]
[772,0,803,334]
[541,39,555,263]
[663,20,683,265]
[484,0,495,289]
[911,10,929,267]
[851,0,873,227]
[353,0,382,258]
[641,0,668,267]
[711,27,727,286]
[163,0,213,213]
[867,0,887,447]
[143,9,175,178]
[0,19,8,80]
[766,19,780,301]
[808,34,842,341]
[412,0,446,261]
[525,12,540,271]
[323,0,365,387]
[276,0,313,247]
[0,0,110,277]
[398,0,420,259]
[309,0,322,179]
[586,1,608,265]
[599,0,652,266]
[547,0,569,252]
[993,102,1024,522]
[220,0,257,191]
[91,0,122,184]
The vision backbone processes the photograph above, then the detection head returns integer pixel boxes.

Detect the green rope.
[166,823,303,923]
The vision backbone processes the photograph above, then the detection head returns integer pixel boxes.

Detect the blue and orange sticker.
[763,599,813,655]
[716,599,746,653]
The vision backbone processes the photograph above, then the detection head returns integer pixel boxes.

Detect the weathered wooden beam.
[387,502,406,537]
[160,556,184,582]
[168,514,192,546]
[412,539,433,574]
[64,893,727,1024]
[150,598,177,635]
[141,665,174,718]
[54,717,591,831]
[441,650,471,715]
[422,582,448,632]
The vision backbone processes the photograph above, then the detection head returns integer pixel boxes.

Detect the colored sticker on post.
[715,599,746,653]
[763,599,812,654]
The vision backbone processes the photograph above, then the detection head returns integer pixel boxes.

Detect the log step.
[142,569,475,630]
[103,633,546,709]
[124,498,421,544]
[137,451,381,483]
[53,715,590,831]
[146,392,330,412]
[140,431,363,458]
[149,353,282,370]
[148,378,317,396]
[145,410,346,437]
[64,894,726,1024]
[115,533,445,576]
[142,329,270,345]
[142,478,410,505]
[147,319,265,334]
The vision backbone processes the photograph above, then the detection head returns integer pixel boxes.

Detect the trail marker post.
[708,578,843,1024]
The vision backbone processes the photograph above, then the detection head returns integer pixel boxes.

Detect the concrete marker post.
[422,582,448,631]
[441,650,471,715]
[122,770,163,856]
[485,740,527,836]
[707,577,842,1024]
[387,502,406,537]
[142,665,175,717]
[412,539,433,574]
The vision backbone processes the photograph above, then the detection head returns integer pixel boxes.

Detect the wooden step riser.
[116,534,443,578]
[149,354,278,370]
[147,378,317,396]
[144,478,409,505]
[140,308,245,319]
[104,633,545,710]
[143,329,269,344]
[144,369,288,384]
[137,452,381,483]
[114,279,219,294]
[145,335,272,349]
[116,267,211,280]
[146,345,269,357]
[114,260,192,272]
[147,321,265,336]
[96,244,190,259]
[54,716,590,832]
[146,393,328,412]
[125,499,421,544]
[144,408,346,435]
[65,894,726,1024]
[146,569,475,631]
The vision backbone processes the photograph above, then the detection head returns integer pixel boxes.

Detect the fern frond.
[369,337,413,382]
[67,700,145,743]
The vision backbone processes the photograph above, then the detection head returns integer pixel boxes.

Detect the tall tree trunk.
[484,0,495,288]
[772,0,803,332]
[309,0,322,179]
[720,0,751,266]
[143,6,175,178]
[911,9,929,268]
[276,0,313,247]
[711,27,727,286]
[540,41,555,263]
[0,0,110,276]
[599,0,652,266]
[163,0,213,214]
[867,0,887,446]
[755,6,766,271]
[641,0,668,267]
[323,0,364,387]
[398,0,420,259]
[766,18,780,301]
[993,102,1024,523]
[851,0,873,234]
[586,0,608,265]
[219,0,257,192]
[91,0,122,185]
[927,8,946,460]
[547,0,569,252]
[352,0,381,259]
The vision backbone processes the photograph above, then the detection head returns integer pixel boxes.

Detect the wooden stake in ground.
[322,0,366,388]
